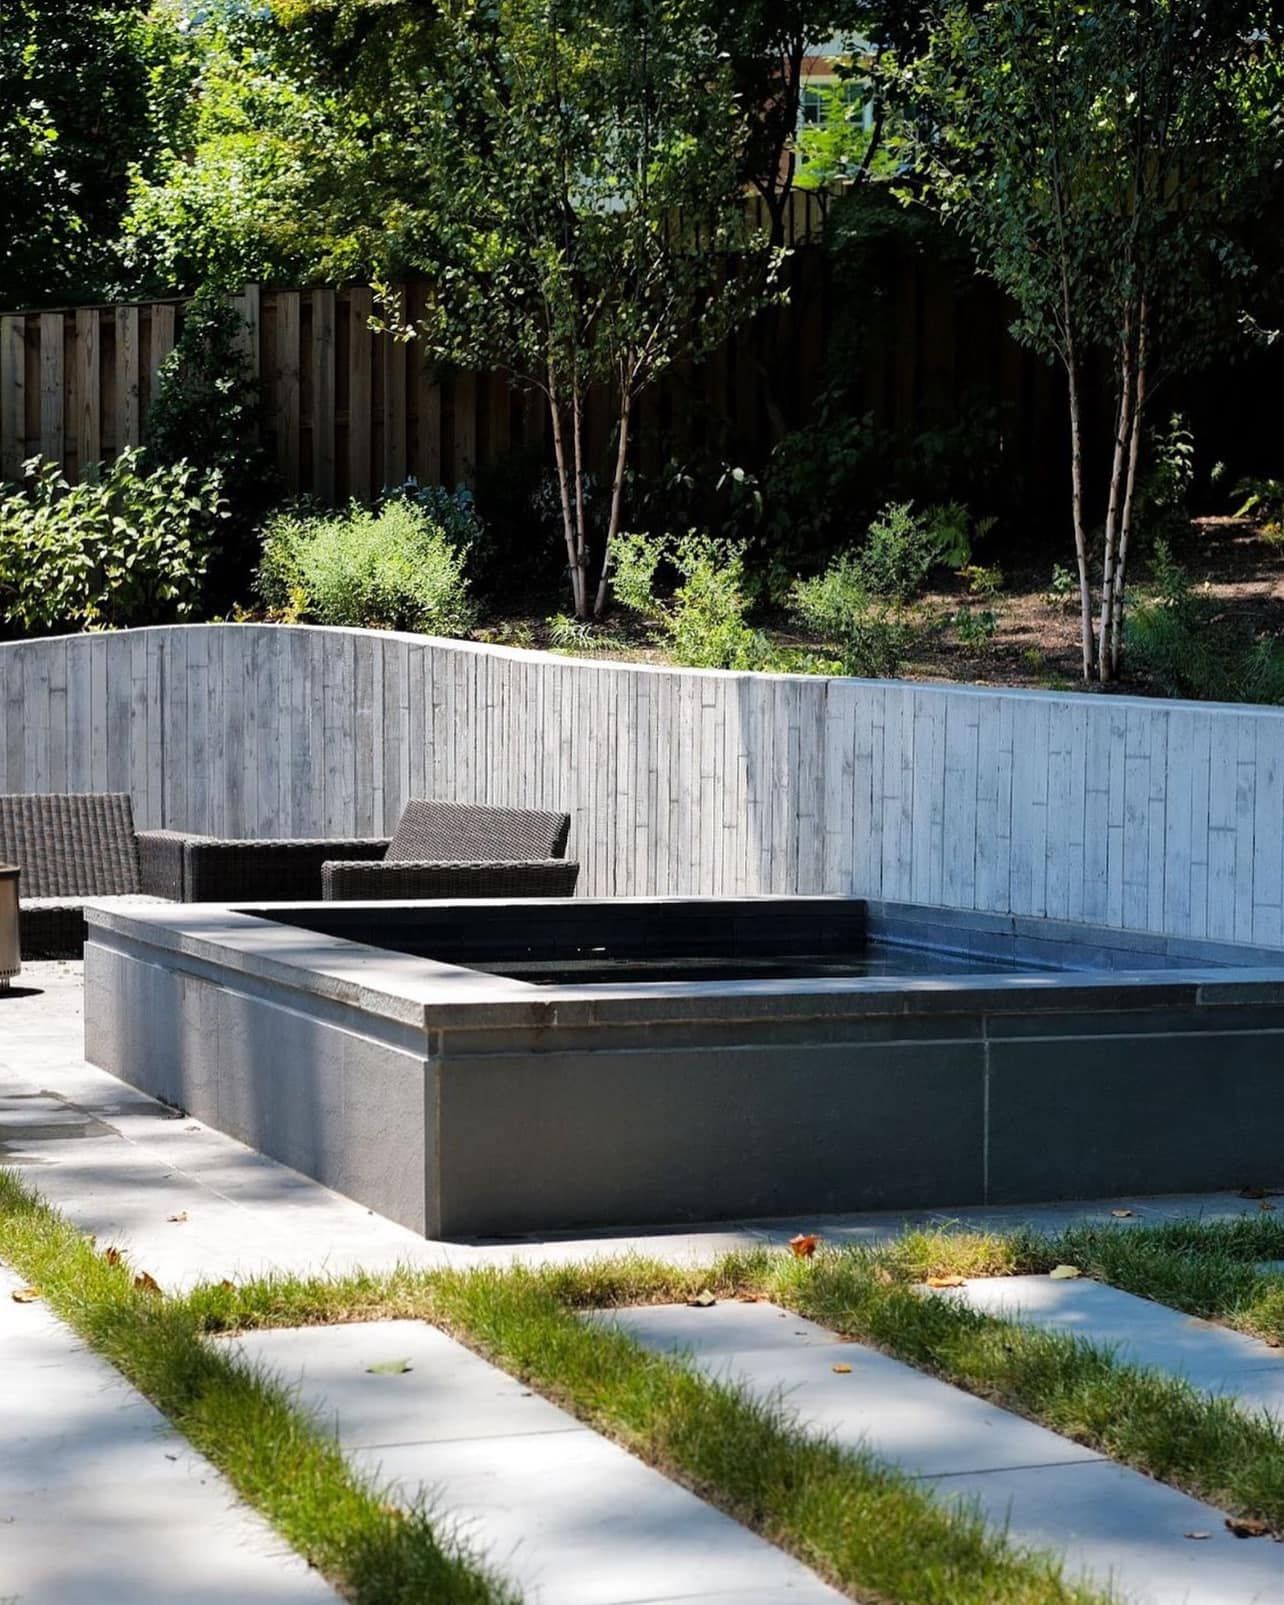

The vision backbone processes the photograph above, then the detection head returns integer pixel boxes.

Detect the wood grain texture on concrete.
[5,623,1284,945]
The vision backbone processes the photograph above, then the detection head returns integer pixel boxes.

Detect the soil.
[472,515,1284,696]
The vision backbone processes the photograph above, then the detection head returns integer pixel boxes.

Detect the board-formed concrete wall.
[3,623,1283,945]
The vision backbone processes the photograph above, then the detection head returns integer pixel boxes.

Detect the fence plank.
[75,309,100,475]
[381,289,407,489]
[312,287,336,502]
[39,312,64,466]
[274,291,301,487]
[231,285,260,379]
[347,287,373,500]
[452,370,476,487]
[115,305,141,448]
[149,304,177,412]
[1,315,25,478]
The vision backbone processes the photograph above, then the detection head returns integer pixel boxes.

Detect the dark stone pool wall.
[83,897,1284,1237]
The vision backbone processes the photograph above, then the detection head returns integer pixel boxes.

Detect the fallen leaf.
[1226,1516,1270,1539]
[686,1289,717,1308]
[10,1287,39,1304]
[166,1211,188,1224]
[1184,1531,1211,1541]
[133,1271,161,1295]
[1110,1209,1134,1219]
[1049,1265,1082,1280]
[926,1275,967,1289]
[366,1358,413,1375]
[219,1279,235,1291]
[789,1233,820,1259]
[1260,1199,1276,1213]
[104,1246,122,1267]
[737,1293,762,1303]
[831,1362,853,1374]
[1264,1334,1282,1348]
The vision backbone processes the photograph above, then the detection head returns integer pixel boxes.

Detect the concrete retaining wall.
[3,623,1283,945]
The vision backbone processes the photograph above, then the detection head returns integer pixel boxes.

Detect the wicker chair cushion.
[0,793,142,897]
[386,800,571,864]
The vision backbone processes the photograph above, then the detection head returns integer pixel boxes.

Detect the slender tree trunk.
[1065,355,1095,682]
[546,367,585,617]
[593,381,635,619]
[1098,304,1138,682]
[571,376,590,619]
[1108,301,1149,678]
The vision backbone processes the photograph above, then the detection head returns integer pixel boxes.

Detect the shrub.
[791,553,912,678]
[790,500,966,678]
[0,449,224,635]
[1126,540,1284,705]
[610,532,773,671]
[256,498,475,635]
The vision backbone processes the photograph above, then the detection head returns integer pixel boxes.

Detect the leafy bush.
[610,532,773,671]
[1135,413,1196,548]
[790,501,969,678]
[1126,540,1284,705]
[791,551,913,678]
[257,498,476,635]
[0,449,224,635]
[1233,476,1284,537]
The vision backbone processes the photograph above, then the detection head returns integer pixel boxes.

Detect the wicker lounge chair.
[173,799,578,903]
[320,799,578,901]
[0,793,184,959]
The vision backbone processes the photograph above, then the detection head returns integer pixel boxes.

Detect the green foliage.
[791,552,913,678]
[1233,477,1284,536]
[257,498,476,636]
[1126,540,1284,705]
[1135,414,1196,548]
[0,0,172,305]
[145,289,263,485]
[0,448,224,635]
[1045,564,1078,612]
[790,500,966,678]
[611,532,773,671]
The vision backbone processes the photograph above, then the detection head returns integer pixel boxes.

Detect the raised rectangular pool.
[83,896,1284,1237]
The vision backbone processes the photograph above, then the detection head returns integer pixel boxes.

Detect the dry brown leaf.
[1184,1531,1211,1541]
[219,1279,235,1291]
[1264,1334,1282,1348]
[789,1233,820,1259]
[10,1287,39,1304]
[166,1211,188,1224]
[133,1271,161,1295]
[686,1289,717,1308]
[1259,1199,1276,1213]
[1225,1516,1270,1539]
[737,1293,762,1303]
[103,1246,122,1267]
[831,1362,853,1374]
[926,1275,967,1289]
[1110,1209,1134,1218]
[1049,1265,1082,1280]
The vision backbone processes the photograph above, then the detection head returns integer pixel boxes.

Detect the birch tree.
[892,0,1283,681]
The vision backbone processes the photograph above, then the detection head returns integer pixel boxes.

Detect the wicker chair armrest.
[135,830,190,901]
[321,857,580,902]
[182,837,391,903]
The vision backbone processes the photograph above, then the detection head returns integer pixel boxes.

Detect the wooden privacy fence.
[0,184,1068,504]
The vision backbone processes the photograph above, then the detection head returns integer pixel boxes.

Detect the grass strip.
[204,1241,1284,1534]
[868,1217,1284,1348]
[0,1170,519,1605]
[180,1263,1115,1605]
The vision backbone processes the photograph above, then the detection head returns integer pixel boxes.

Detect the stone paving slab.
[943,1276,1284,1418]
[227,1320,845,1605]
[602,1301,1284,1605]
[0,1263,339,1605]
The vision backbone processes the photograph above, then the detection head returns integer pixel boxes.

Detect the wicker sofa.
[2,794,579,957]
[0,792,185,959]
[177,799,578,903]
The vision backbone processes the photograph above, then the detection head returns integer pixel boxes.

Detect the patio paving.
[4,960,1283,1605]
